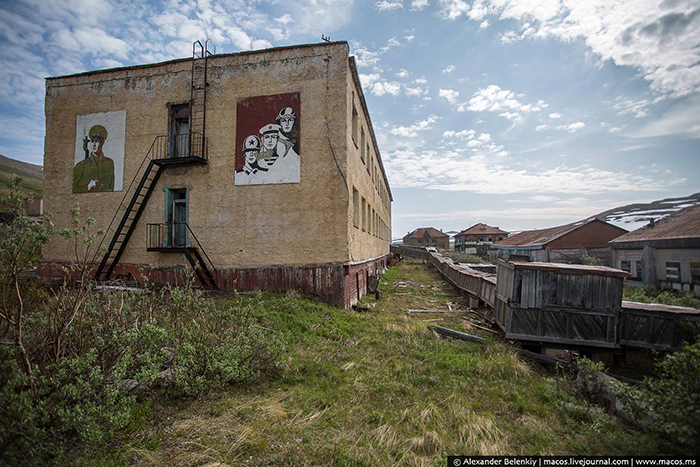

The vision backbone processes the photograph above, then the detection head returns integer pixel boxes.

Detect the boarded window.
[352,104,359,146]
[360,127,366,163]
[635,261,642,279]
[620,260,631,273]
[691,262,700,284]
[352,187,359,228]
[665,262,681,282]
[361,197,366,231]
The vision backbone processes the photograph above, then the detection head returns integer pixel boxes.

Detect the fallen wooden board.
[427,325,486,343]
[408,309,465,313]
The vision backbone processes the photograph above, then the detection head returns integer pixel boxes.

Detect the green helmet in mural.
[89,124,108,141]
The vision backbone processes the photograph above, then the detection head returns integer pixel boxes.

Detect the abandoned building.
[402,227,450,250]
[40,41,392,308]
[609,205,700,295]
[489,218,627,266]
[454,223,508,256]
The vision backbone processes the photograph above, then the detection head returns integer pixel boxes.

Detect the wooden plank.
[428,325,486,343]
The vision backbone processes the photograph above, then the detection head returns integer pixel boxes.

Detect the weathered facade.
[494,260,628,350]
[454,223,508,255]
[609,205,700,295]
[489,218,627,266]
[41,41,392,308]
[402,227,449,249]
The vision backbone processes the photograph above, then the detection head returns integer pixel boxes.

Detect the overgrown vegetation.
[0,179,284,464]
[624,284,700,309]
[0,179,693,463]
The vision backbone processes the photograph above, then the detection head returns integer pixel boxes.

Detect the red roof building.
[490,218,627,266]
[403,227,450,249]
[454,223,508,255]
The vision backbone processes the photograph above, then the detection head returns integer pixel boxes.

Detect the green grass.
[0,167,43,198]
[624,285,700,309]
[86,261,676,465]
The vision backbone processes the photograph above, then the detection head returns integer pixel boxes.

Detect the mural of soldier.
[236,135,268,184]
[276,107,299,155]
[72,124,115,193]
[258,124,284,167]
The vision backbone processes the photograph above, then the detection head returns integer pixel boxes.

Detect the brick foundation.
[38,255,390,308]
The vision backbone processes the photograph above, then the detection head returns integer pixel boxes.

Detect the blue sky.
[1,0,699,238]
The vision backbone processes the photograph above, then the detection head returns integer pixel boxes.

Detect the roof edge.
[46,41,349,81]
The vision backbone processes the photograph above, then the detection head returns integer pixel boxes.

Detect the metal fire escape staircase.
[93,40,217,288]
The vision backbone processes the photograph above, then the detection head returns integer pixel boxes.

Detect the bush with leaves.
[0,198,285,464]
[620,340,700,453]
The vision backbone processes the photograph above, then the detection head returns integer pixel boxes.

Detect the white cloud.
[389,115,439,137]
[536,121,586,132]
[549,113,562,119]
[439,88,459,104]
[443,129,476,139]
[396,69,410,78]
[479,20,490,29]
[613,97,650,118]
[438,0,470,19]
[414,77,428,84]
[405,86,429,97]
[458,0,700,97]
[442,65,455,74]
[411,0,429,11]
[631,93,700,139]
[463,84,542,120]
[371,81,403,96]
[376,0,404,11]
[384,149,678,194]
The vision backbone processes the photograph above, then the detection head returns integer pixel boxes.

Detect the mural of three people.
[235,92,301,185]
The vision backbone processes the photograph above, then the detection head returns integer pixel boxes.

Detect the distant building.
[39,41,392,308]
[454,223,508,256]
[609,205,700,295]
[489,218,627,266]
[403,227,449,249]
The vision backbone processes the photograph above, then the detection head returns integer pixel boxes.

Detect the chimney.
[649,218,655,227]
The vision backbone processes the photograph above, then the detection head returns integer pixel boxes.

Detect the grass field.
[0,164,43,198]
[85,260,676,466]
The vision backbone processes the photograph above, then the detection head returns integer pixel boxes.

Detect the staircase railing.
[92,136,167,270]
[146,222,216,274]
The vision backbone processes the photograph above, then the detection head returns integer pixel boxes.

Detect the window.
[636,261,642,279]
[360,127,366,163]
[352,103,359,146]
[367,149,372,175]
[691,262,700,284]
[620,260,631,273]
[361,197,366,231]
[352,187,359,227]
[665,262,681,282]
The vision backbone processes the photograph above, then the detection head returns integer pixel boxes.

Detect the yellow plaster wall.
[43,43,357,269]
[345,62,392,265]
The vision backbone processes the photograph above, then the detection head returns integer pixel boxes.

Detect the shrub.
[624,285,700,309]
[0,201,285,464]
[620,341,700,453]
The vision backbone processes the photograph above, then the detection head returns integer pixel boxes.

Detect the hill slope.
[595,192,700,232]
[0,154,43,198]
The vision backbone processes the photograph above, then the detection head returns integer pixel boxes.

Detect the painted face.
[244,149,257,164]
[280,117,294,134]
[262,132,278,150]
[89,134,104,154]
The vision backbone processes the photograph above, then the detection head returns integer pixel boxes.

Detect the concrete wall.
[41,42,392,306]
[44,42,391,271]
[613,247,700,295]
[346,59,392,265]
